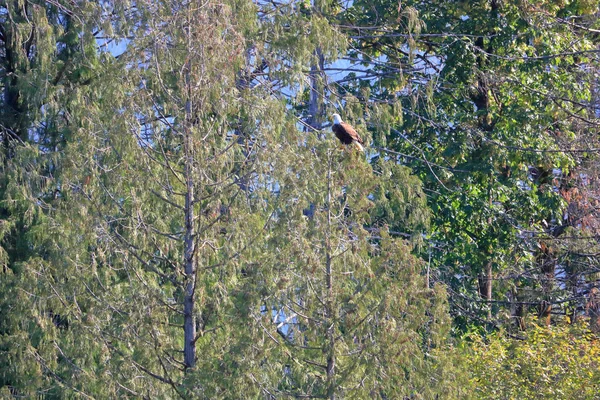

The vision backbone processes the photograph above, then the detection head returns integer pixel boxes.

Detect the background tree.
[330,0,600,331]
[0,1,129,396]
[468,321,600,399]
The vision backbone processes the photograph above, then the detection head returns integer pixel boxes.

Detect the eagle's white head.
[332,113,342,125]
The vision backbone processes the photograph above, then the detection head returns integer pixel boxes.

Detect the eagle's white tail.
[354,142,364,152]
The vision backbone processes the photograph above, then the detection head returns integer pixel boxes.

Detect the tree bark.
[325,151,335,400]
[183,7,196,369]
[308,48,325,130]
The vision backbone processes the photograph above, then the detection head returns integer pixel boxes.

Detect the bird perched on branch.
[331,113,364,152]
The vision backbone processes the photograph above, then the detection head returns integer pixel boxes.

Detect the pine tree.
[16,0,351,396]
[240,134,468,398]
[1,0,470,396]
[0,1,129,396]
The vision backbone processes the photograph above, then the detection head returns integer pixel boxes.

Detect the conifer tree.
[240,134,468,398]
[0,1,129,396]
[1,0,470,397]
[14,0,354,396]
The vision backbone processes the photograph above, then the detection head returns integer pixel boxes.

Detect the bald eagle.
[332,114,364,152]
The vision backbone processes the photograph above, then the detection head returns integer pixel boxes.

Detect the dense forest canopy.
[1,0,599,398]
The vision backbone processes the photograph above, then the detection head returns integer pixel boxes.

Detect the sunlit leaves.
[469,323,600,399]
[338,0,600,330]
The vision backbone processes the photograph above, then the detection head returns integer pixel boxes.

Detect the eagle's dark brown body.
[331,114,364,151]
[332,122,362,145]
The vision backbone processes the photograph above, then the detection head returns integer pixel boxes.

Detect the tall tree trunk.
[183,8,196,369]
[472,2,500,321]
[308,48,325,130]
[325,150,336,399]
[183,125,196,369]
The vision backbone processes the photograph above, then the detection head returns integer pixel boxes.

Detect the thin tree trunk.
[486,262,492,320]
[308,48,325,130]
[325,151,335,400]
[183,124,196,368]
[183,7,196,369]
[473,2,498,322]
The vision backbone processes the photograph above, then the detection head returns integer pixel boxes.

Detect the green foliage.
[1,0,464,396]
[337,0,600,330]
[7,0,597,398]
[231,131,469,398]
[468,322,600,399]
[0,2,130,396]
